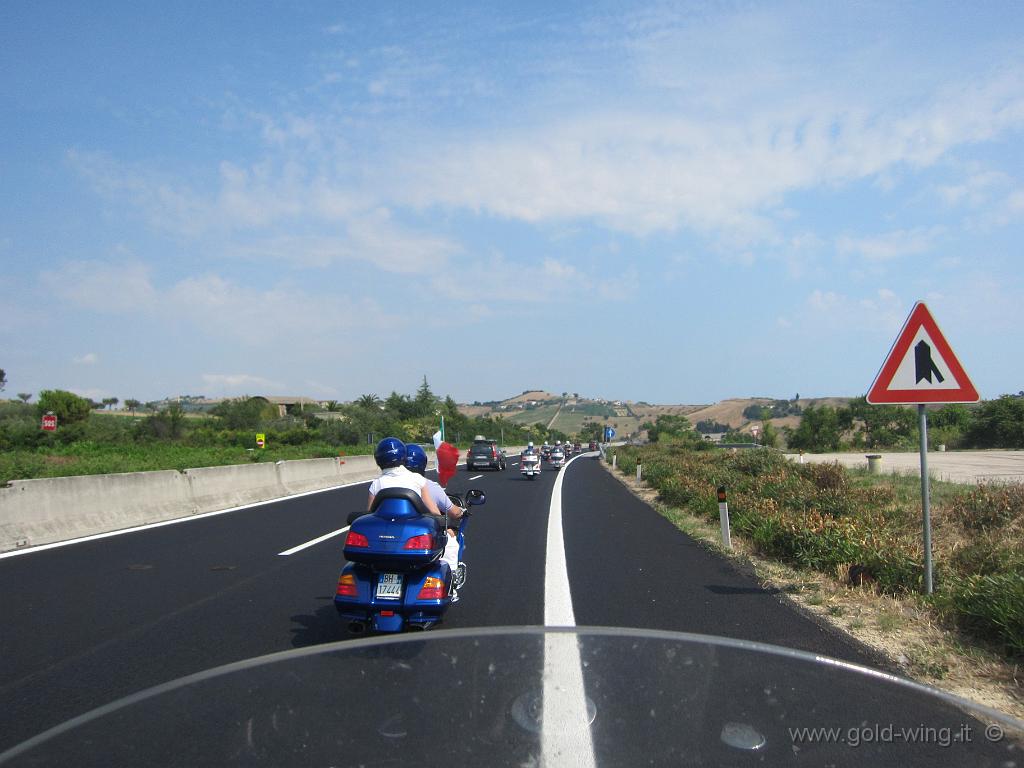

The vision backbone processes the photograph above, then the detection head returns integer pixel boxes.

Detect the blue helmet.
[374,437,407,469]
[404,443,428,475]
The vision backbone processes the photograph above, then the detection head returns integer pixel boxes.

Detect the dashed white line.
[277,526,350,556]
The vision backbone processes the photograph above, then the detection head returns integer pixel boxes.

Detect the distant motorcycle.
[549,447,565,468]
[520,451,541,479]
[335,487,485,633]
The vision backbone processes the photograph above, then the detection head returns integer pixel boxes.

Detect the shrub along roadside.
[609,443,1024,656]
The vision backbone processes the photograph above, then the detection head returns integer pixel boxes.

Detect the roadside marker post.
[866,301,979,594]
[717,486,732,550]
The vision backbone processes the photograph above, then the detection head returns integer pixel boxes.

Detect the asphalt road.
[1,454,1016,764]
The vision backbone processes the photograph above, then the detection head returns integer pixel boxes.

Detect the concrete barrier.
[0,470,194,551]
[276,457,344,494]
[0,444,531,554]
[185,462,286,515]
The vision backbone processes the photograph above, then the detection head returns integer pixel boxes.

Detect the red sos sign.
[41,414,57,431]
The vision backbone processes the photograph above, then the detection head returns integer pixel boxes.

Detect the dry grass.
[602,459,1024,721]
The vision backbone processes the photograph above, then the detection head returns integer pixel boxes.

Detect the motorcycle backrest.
[370,486,432,520]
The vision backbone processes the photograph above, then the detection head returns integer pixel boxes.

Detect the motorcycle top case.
[344,487,446,571]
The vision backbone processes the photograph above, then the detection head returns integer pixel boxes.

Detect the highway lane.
[1,452,996,760]
[0,462,535,751]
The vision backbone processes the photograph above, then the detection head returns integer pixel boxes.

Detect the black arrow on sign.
[914,340,944,384]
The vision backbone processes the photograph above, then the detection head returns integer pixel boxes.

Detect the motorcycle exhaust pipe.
[348,621,367,634]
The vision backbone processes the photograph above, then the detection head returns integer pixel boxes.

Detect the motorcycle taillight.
[417,577,446,600]
[345,531,369,548]
[404,534,434,549]
[336,573,357,597]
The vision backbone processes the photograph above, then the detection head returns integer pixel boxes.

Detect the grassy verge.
[609,444,1024,657]
[604,446,1024,717]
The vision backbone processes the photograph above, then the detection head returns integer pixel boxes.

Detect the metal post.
[717,486,732,550]
[919,405,933,594]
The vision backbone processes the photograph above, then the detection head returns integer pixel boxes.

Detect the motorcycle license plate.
[376,573,402,600]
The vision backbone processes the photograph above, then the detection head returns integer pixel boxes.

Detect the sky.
[2,1,1023,405]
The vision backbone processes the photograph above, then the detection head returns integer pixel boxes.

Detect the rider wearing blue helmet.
[367,437,441,517]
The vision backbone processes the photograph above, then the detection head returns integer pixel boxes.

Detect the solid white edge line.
[0,478,372,561]
[543,455,597,768]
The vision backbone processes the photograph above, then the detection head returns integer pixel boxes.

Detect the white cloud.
[166,274,391,345]
[73,352,99,365]
[937,170,1009,207]
[41,260,157,313]
[836,228,943,262]
[804,288,905,332]
[389,69,1024,240]
[200,373,285,394]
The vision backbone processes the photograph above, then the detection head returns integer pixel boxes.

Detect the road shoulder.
[598,458,1024,721]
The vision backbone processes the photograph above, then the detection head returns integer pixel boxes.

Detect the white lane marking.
[0,478,372,561]
[543,455,597,768]
[511,462,519,467]
[469,474,484,480]
[278,525,350,556]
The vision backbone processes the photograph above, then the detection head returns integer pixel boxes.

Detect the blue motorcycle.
[334,487,485,633]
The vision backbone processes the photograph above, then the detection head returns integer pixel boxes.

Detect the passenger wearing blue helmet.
[367,437,441,517]
[404,444,464,592]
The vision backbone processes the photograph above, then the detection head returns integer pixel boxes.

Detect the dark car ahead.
[466,440,506,471]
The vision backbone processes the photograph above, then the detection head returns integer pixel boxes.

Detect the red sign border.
[866,302,979,404]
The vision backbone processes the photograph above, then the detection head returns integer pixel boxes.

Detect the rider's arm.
[420,485,441,516]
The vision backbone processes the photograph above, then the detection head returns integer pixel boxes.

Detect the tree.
[124,398,141,415]
[356,394,381,410]
[36,390,92,425]
[743,404,764,420]
[0,368,5,391]
[413,376,437,418]
[384,391,415,420]
[324,400,341,412]
[211,397,277,429]
[785,405,842,452]
[138,402,186,439]
[760,420,780,448]
[17,393,31,404]
[846,397,916,448]
[964,396,1024,449]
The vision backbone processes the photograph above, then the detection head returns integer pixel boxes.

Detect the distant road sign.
[41,413,57,432]
[867,302,979,405]
[256,433,266,448]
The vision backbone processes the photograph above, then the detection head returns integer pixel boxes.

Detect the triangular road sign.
[867,302,979,404]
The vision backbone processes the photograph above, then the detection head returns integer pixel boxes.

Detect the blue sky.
[2,1,1022,405]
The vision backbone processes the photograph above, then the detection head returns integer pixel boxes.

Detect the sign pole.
[918,405,933,594]
[867,301,978,594]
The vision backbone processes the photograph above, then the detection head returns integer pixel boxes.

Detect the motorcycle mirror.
[465,489,486,506]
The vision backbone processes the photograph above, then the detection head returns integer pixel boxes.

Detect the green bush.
[36,390,92,426]
[938,573,1024,655]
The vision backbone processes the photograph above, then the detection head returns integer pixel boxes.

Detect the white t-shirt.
[368,465,427,497]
